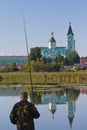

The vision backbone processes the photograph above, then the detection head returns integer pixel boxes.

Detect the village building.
[80,57,87,65]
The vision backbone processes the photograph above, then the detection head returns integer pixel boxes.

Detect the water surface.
[0,86,87,130]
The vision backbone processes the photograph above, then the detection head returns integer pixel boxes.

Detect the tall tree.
[30,47,42,61]
[67,51,80,65]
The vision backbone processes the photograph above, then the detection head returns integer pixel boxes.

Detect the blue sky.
[0,0,87,57]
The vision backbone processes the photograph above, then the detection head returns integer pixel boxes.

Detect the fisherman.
[9,91,40,130]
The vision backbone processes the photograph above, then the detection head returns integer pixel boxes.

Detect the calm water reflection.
[0,85,87,130]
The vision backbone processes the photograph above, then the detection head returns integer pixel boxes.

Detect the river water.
[0,85,87,130]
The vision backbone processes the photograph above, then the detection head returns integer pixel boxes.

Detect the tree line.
[0,47,80,72]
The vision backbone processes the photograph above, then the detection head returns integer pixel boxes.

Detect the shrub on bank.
[20,61,61,72]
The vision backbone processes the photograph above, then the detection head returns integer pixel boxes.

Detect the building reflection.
[48,102,57,119]
[48,92,57,119]
[67,97,75,130]
[41,89,80,130]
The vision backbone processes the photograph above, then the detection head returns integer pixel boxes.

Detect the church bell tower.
[48,32,56,49]
[67,23,75,51]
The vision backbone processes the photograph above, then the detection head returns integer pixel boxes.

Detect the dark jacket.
[10,100,40,130]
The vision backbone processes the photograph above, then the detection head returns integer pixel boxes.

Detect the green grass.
[0,71,87,85]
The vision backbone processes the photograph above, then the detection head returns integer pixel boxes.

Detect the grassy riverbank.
[0,70,87,85]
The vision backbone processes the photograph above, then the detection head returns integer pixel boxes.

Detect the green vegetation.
[0,49,83,85]
[30,47,42,61]
[0,71,87,85]
[66,50,80,65]
[0,63,18,72]
[20,50,80,72]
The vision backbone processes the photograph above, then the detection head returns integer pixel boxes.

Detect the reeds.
[0,71,87,85]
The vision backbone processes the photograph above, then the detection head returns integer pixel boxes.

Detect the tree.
[67,51,80,65]
[64,57,70,65]
[55,54,65,65]
[30,47,42,61]
[67,90,80,101]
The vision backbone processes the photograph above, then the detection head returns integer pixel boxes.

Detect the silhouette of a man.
[10,91,40,130]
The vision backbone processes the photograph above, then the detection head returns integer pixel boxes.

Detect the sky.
[0,0,87,57]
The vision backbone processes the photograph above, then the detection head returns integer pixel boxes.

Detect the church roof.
[49,36,56,42]
[49,32,56,42]
[67,23,74,35]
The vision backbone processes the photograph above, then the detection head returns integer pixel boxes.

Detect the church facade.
[41,23,75,60]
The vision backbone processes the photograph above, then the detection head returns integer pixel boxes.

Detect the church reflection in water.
[41,89,80,130]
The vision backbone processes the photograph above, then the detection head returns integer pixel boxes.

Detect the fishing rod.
[23,15,34,103]
[23,15,32,86]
